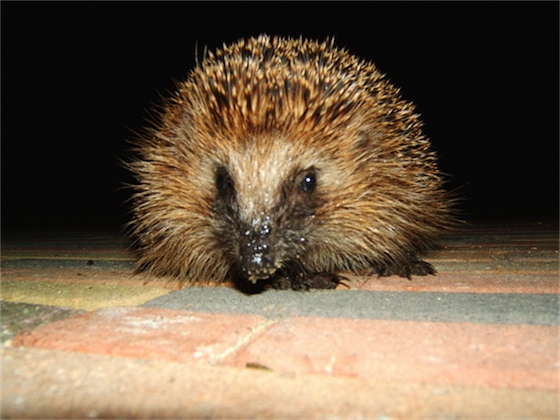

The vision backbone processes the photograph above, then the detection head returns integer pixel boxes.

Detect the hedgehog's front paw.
[376,254,436,279]
[408,258,436,276]
[305,273,345,290]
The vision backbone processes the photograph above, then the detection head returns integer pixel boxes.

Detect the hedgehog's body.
[130,36,451,291]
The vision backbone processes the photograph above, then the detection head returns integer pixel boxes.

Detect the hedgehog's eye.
[300,173,316,193]
[216,168,233,193]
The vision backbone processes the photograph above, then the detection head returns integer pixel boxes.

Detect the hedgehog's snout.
[239,216,281,283]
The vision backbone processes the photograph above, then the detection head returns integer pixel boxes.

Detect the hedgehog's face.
[210,138,330,284]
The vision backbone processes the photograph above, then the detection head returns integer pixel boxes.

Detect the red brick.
[355,273,559,294]
[3,346,558,419]
[13,307,271,364]
[227,317,558,390]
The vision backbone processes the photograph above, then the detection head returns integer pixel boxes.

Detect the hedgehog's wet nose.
[239,219,278,283]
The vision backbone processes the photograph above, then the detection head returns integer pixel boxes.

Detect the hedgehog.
[128,35,452,292]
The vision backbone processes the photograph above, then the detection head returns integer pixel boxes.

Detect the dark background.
[2,2,558,232]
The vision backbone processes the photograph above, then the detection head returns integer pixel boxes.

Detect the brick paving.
[1,221,559,418]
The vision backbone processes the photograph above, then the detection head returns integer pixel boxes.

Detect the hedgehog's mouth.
[241,256,283,283]
[245,267,279,283]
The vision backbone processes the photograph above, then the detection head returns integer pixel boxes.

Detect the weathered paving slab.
[3,346,557,419]
[143,287,559,325]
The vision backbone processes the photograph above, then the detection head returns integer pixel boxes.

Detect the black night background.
[2,2,558,232]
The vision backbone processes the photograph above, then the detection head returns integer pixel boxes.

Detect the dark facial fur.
[129,35,452,291]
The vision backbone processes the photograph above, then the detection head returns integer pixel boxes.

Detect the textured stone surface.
[1,279,170,311]
[0,301,84,344]
[12,307,558,391]
[2,223,559,418]
[143,286,559,325]
[13,307,270,364]
[3,347,557,419]
[228,317,559,390]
